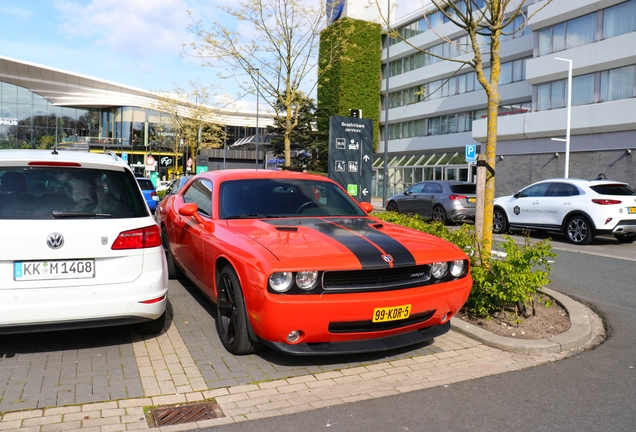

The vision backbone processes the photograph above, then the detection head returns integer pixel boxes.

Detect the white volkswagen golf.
[0,149,168,334]
[493,177,636,245]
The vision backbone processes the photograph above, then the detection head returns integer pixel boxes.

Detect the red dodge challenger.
[156,169,472,355]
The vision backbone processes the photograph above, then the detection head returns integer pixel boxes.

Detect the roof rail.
[105,150,121,162]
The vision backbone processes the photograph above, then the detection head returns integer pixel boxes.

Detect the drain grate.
[149,402,225,427]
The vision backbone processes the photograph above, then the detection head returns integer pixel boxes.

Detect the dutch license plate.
[628,207,636,214]
[468,197,476,203]
[13,260,95,281]
[372,304,411,323]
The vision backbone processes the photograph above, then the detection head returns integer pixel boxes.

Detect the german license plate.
[468,197,476,203]
[372,304,411,323]
[628,207,636,214]
[14,260,95,281]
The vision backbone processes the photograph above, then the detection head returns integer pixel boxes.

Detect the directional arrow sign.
[363,154,370,162]
[362,188,368,196]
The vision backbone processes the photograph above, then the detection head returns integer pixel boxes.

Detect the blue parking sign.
[465,145,477,162]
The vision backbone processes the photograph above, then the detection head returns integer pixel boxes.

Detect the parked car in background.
[159,175,193,198]
[157,169,472,356]
[136,177,159,213]
[0,149,168,335]
[386,180,477,224]
[493,176,636,244]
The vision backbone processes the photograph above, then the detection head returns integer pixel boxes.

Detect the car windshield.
[219,178,367,218]
[590,184,636,195]
[0,166,148,220]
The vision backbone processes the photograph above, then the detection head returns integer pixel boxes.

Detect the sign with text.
[465,144,477,163]
[328,116,373,203]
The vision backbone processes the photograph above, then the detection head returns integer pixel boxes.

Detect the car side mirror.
[179,203,215,232]
[359,201,374,214]
[513,192,523,198]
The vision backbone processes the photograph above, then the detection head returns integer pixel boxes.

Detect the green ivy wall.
[318,17,382,151]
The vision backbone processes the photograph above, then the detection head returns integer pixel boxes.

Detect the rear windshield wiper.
[52,210,112,218]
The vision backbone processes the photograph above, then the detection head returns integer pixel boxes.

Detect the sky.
[0,0,430,110]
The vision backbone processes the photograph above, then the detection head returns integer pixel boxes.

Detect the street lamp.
[552,57,572,178]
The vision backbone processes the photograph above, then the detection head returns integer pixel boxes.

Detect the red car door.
[174,179,213,290]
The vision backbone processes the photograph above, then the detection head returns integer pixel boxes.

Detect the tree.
[375,0,552,260]
[185,0,342,167]
[267,94,329,172]
[152,81,225,173]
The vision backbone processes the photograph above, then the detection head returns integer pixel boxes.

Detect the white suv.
[493,177,636,245]
[0,149,168,334]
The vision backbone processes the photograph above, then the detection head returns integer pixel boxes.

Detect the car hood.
[226,217,463,270]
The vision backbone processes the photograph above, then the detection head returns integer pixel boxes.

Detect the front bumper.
[246,277,472,355]
[261,321,450,355]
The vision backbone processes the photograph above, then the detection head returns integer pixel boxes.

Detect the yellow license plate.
[628,207,636,214]
[468,197,476,203]
[372,304,411,323]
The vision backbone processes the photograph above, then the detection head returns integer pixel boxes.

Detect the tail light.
[150,191,157,199]
[112,225,161,250]
[449,195,467,201]
[139,295,166,304]
[592,199,621,205]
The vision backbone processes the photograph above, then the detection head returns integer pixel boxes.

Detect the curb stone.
[451,287,605,354]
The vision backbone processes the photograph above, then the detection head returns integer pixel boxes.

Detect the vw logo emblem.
[47,233,64,249]
[382,254,393,263]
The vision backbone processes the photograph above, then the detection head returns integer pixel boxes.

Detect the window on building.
[536,65,636,110]
[603,0,636,38]
[538,1,636,57]
[600,65,636,102]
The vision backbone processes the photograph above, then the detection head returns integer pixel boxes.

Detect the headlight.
[431,262,448,279]
[296,271,319,290]
[269,272,294,292]
[449,260,466,277]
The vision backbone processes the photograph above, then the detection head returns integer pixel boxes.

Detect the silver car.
[386,181,477,224]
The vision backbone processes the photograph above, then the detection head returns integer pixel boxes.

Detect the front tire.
[566,215,593,245]
[215,266,263,355]
[162,227,179,279]
[386,201,399,212]
[492,208,509,234]
[615,233,636,243]
[431,205,448,224]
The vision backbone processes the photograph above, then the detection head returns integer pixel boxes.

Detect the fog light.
[287,330,301,343]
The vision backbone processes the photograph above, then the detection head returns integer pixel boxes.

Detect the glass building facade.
[0,80,264,177]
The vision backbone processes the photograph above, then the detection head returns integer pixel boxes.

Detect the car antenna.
[595,173,606,180]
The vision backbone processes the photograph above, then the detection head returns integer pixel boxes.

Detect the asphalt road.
[201,234,636,431]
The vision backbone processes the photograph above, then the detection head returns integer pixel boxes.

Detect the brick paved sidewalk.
[0,318,568,431]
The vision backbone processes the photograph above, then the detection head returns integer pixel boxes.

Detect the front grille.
[322,265,431,292]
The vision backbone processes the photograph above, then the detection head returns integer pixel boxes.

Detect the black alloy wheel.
[431,205,448,225]
[386,201,399,212]
[215,266,263,355]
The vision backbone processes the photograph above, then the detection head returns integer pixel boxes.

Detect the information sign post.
[328,116,373,203]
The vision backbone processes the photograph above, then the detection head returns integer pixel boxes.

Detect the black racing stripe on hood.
[264,218,416,269]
